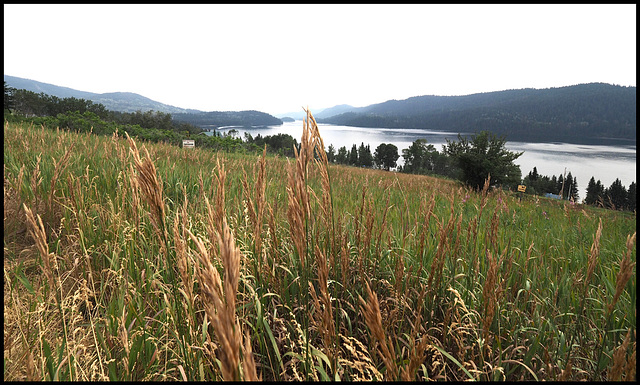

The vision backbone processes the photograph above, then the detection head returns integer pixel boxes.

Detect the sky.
[4,4,636,116]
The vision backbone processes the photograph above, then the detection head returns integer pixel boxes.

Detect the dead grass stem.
[607,232,636,314]
[359,280,398,380]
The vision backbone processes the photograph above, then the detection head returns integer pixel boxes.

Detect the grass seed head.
[607,232,636,314]
[359,281,398,380]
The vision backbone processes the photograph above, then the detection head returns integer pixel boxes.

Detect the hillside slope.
[4,74,191,114]
[319,83,636,144]
[4,74,283,126]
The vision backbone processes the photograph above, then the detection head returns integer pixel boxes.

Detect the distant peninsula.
[171,110,283,129]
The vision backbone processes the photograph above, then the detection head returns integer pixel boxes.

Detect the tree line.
[172,110,282,128]
[517,165,635,212]
[325,131,635,212]
[399,132,524,191]
[325,142,400,171]
[323,132,523,190]
[584,177,636,212]
[522,167,579,200]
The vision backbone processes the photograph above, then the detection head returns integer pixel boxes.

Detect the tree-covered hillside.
[3,75,191,114]
[4,75,283,128]
[4,75,282,128]
[172,110,283,128]
[319,83,636,144]
[3,82,291,155]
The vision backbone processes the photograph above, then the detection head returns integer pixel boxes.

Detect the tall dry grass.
[4,115,636,382]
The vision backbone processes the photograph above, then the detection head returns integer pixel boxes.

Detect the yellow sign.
[518,185,526,193]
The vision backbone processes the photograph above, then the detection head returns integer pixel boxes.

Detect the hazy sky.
[4,4,636,115]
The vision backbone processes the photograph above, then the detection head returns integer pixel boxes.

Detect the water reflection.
[208,121,636,201]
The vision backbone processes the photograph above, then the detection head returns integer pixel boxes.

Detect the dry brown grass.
[607,232,636,314]
[309,244,336,369]
[608,328,636,381]
[286,151,310,267]
[173,190,195,309]
[127,133,168,252]
[188,215,245,381]
[47,144,74,212]
[23,204,57,291]
[482,250,498,352]
[242,329,260,381]
[242,145,267,265]
[359,280,398,380]
[427,201,456,293]
[4,115,636,382]
[585,218,603,290]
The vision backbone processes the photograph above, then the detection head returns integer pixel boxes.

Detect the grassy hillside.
[3,116,636,381]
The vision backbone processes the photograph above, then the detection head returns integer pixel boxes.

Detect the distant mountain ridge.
[275,108,324,121]
[275,105,359,120]
[88,91,200,114]
[317,83,636,145]
[314,104,357,119]
[4,74,283,127]
[4,75,195,114]
[6,75,635,144]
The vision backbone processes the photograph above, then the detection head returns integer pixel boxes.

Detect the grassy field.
[3,116,636,381]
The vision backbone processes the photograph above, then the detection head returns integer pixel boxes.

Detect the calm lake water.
[206,120,636,202]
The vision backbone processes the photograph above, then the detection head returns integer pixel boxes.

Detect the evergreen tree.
[594,179,606,206]
[356,142,365,166]
[358,142,373,167]
[626,181,636,212]
[523,170,537,194]
[605,178,627,210]
[564,172,578,201]
[12,89,50,116]
[366,144,373,167]
[336,146,348,164]
[327,144,336,163]
[585,177,603,205]
[528,168,557,195]
[4,81,16,112]
[557,174,565,197]
[349,144,359,165]
[571,175,579,201]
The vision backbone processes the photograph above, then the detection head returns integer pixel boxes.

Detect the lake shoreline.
[206,122,636,148]
[207,120,636,201]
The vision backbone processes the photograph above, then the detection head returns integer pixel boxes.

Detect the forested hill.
[3,74,193,114]
[4,74,283,127]
[171,111,282,128]
[318,83,636,144]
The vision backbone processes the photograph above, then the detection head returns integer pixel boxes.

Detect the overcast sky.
[4,4,636,115]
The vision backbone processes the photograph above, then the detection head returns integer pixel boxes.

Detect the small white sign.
[182,139,195,148]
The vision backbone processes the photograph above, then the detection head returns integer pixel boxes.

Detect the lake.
[206,120,636,202]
